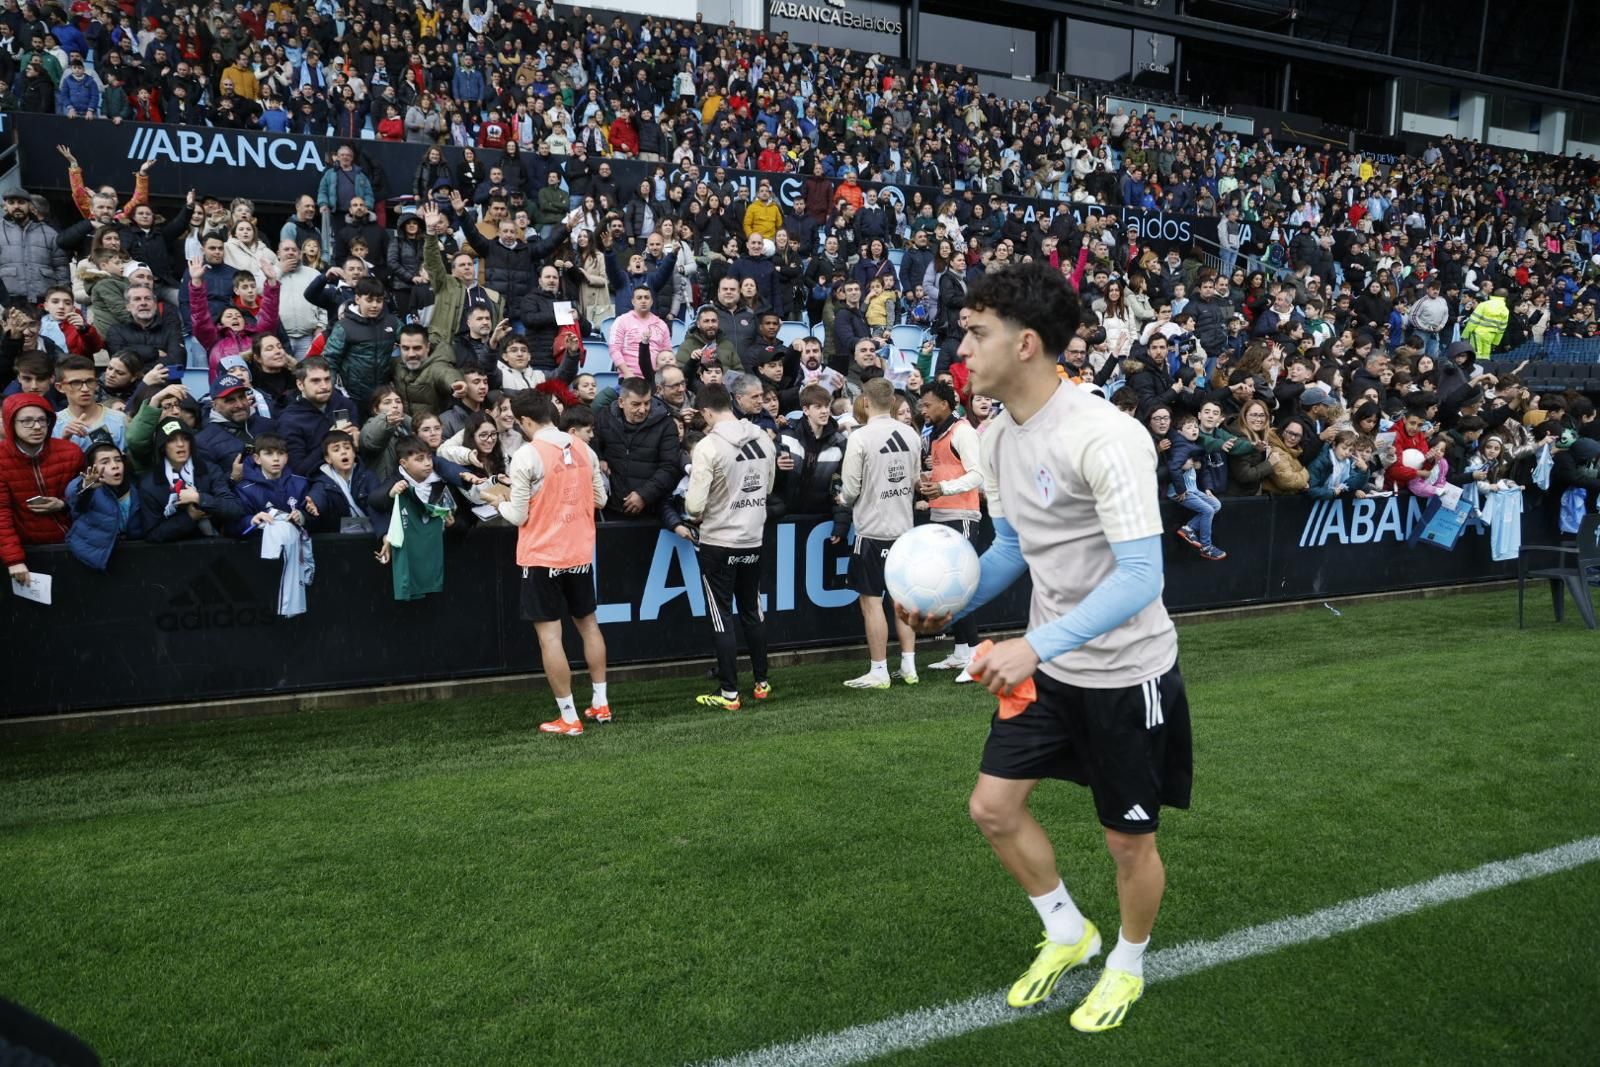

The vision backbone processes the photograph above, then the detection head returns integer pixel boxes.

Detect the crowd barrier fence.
[1,496,1521,719]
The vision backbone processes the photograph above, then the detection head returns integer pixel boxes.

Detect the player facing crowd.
[902,260,1194,1033]
[915,381,984,679]
[499,390,612,736]
[838,377,922,689]
[686,383,778,711]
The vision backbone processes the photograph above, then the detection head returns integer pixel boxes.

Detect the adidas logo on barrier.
[155,556,277,632]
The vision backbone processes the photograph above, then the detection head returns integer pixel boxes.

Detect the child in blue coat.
[233,434,312,536]
[66,442,147,570]
[1167,412,1227,560]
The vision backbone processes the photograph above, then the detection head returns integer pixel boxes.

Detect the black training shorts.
[850,535,894,598]
[519,564,598,622]
[979,665,1193,834]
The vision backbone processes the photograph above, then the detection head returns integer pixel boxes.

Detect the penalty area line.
[695,835,1600,1067]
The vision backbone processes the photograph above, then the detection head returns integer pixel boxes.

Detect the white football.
[884,523,981,619]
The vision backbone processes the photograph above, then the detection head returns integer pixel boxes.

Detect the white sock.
[900,652,917,675]
[1029,881,1087,945]
[555,694,578,724]
[591,681,608,707]
[722,689,739,700]
[953,642,972,660]
[869,659,888,676]
[1104,929,1149,977]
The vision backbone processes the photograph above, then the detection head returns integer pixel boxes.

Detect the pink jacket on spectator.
[608,312,672,378]
[191,280,281,378]
[1407,460,1450,497]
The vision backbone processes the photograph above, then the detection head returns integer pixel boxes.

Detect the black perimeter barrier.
[11,113,1225,252]
[3,497,1517,718]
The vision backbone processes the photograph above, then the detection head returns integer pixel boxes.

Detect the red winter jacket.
[0,393,84,565]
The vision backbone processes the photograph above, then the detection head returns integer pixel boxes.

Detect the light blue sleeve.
[954,517,1026,621]
[1022,534,1165,663]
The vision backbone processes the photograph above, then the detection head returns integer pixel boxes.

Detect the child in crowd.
[1307,430,1373,499]
[234,434,313,537]
[137,417,243,541]
[571,372,599,407]
[41,286,105,357]
[309,430,381,535]
[360,385,414,484]
[864,277,896,330]
[560,403,595,445]
[66,442,146,571]
[498,335,544,392]
[1166,412,1226,561]
[374,436,456,601]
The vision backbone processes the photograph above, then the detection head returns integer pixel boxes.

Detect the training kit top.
[839,413,919,541]
[686,417,776,550]
[982,381,1178,688]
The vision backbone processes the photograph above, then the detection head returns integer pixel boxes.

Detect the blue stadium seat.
[181,367,210,399]
[591,372,619,395]
[887,248,905,270]
[670,319,687,346]
[889,324,928,352]
[581,341,613,374]
[777,321,811,345]
[598,315,617,340]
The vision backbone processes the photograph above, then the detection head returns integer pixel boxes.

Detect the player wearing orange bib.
[917,380,984,678]
[499,390,612,736]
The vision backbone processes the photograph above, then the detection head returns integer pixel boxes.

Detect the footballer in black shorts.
[519,564,597,623]
[849,536,893,597]
[980,667,1193,834]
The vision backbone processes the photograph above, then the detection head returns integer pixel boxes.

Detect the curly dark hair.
[964,260,1083,355]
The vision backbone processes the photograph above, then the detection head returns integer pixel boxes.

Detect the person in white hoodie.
[274,239,327,358]
[685,382,777,712]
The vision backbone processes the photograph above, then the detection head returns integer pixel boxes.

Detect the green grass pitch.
[2,588,1598,1065]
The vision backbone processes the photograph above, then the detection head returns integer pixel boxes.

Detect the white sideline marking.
[696,835,1600,1067]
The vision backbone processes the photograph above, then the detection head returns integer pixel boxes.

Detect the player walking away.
[838,377,921,689]
[899,261,1192,1033]
[499,390,612,736]
[916,380,984,681]
[685,383,777,711]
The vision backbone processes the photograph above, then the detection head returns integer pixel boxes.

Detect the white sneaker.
[844,671,892,690]
[928,653,972,671]
[893,669,919,686]
[954,666,976,684]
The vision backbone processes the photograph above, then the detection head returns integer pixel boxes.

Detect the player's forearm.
[955,517,1026,620]
[1022,535,1163,663]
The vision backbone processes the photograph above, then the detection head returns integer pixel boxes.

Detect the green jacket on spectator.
[394,342,464,420]
[537,184,570,227]
[423,234,501,350]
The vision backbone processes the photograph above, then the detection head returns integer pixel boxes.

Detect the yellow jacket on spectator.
[743,199,782,241]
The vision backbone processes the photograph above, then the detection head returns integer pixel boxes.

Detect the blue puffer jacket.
[66,477,146,571]
[55,72,100,115]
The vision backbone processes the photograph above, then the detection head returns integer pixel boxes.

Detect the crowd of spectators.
[3,0,1600,590]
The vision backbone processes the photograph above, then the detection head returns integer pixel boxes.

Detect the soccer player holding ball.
[898,261,1193,1033]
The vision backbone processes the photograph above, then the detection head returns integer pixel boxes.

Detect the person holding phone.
[0,394,84,587]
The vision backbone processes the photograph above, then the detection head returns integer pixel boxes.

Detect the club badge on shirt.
[1035,465,1055,506]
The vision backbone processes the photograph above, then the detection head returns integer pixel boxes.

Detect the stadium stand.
[2,0,1598,610]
